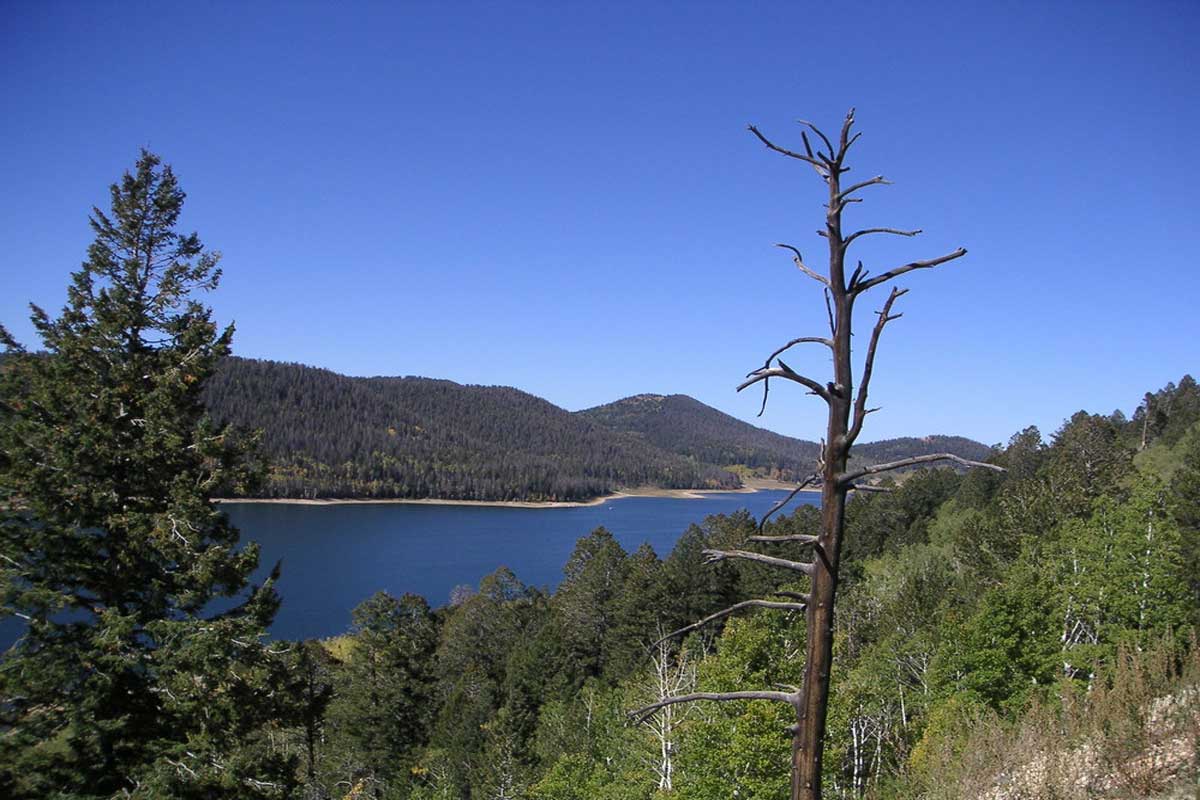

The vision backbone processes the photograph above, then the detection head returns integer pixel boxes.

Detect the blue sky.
[3,1,1197,446]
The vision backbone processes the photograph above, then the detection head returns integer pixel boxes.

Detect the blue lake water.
[0,489,818,647]
[226,489,815,640]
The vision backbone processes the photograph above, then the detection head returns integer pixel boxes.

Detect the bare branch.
[775,243,831,288]
[796,119,835,160]
[848,484,893,493]
[800,130,816,161]
[841,453,1005,485]
[739,364,829,402]
[749,336,832,418]
[748,125,829,177]
[852,248,968,295]
[848,260,866,289]
[748,533,819,545]
[765,336,834,364]
[772,590,812,602]
[630,689,796,724]
[702,548,815,576]
[823,288,836,336]
[846,287,907,444]
[756,472,820,530]
[844,228,922,247]
[838,176,891,201]
[649,599,807,651]
[836,108,856,161]
[752,378,771,417]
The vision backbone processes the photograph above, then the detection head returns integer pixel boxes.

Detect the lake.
[0,489,817,648]
[226,489,815,641]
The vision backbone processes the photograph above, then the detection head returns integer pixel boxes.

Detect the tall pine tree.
[0,151,296,797]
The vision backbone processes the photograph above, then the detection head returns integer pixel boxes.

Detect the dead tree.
[630,109,1003,800]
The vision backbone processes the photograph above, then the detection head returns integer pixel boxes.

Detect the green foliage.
[0,151,295,798]
[324,591,439,797]
[1134,419,1200,482]
[904,637,1200,800]
[1050,476,1191,675]
[530,682,655,800]
[674,611,803,800]
[1171,426,1200,616]
[604,542,668,681]
[662,523,738,627]
[928,561,1059,713]
[840,468,963,580]
[1044,411,1131,518]
[1130,374,1200,450]
[554,528,631,684]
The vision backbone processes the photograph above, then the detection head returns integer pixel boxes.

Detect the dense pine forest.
[202,358,993,501]
[202,357,740,501]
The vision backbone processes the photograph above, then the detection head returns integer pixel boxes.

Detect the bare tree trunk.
[631,109,1000,800]
[794,483,847,796]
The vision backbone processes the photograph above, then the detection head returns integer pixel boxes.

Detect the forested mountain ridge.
[580,393,820,476]
[203,357,739,501]
[202,357,995,500]
[580,393,993,479]
[850,434,994,467]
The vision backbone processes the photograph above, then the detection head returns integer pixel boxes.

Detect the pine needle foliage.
[0,151,296,798]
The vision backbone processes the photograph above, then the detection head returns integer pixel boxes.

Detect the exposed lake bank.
[215,477,814,510]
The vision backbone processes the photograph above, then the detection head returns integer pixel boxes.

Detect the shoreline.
[214,479,820,510]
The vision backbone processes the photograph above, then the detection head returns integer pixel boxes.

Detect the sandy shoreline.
[214,479,818,510]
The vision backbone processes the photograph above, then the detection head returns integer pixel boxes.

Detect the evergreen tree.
[603,543,665,682]
[1170,430,1200,616]
[554,528,629,684]
[0,151,295,797]
[326,592,439,798]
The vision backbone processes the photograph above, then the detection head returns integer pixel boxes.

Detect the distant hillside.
[579,393,994,480]
[202,359,995,501]
[578,394,820,477]
[850,435,995,468]
[203,358,738,501]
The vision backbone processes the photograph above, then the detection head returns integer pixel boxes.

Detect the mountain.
[579,394,995,480]
[202,358,995,501]
[850,435,995,467]
[578,393,820,477]
[203,358,738,501]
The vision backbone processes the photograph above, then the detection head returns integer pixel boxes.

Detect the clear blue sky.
[3,1,1197,446]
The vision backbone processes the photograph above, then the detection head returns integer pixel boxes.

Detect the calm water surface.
[227,489,816,640]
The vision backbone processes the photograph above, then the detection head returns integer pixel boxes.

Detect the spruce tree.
[0,151,296,797]
[326,592,438,798]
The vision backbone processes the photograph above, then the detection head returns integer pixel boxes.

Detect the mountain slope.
[202,359,995,501]
[850,435,995,467]
[578,394,820,477]
[578,393,994,479]
[203,358,738,501]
